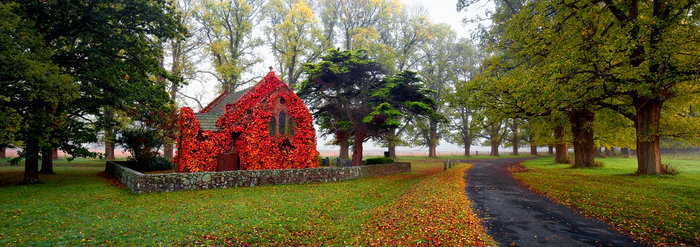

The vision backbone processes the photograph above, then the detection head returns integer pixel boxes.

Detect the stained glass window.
[278,111,286,135]
[269,116,276,136]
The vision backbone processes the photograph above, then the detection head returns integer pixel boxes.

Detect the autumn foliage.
[174,72,318,172]
[358,164,492,246]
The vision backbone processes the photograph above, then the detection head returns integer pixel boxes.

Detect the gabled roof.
[195,87,251,131]
[199,87,251,115]
[194,113,221,131]
[193,71,289,131]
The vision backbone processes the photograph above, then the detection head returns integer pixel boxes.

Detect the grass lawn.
[0,159,492,246]
[513,155,700,246]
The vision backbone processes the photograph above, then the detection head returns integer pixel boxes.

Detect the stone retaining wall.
[106,161,411,193]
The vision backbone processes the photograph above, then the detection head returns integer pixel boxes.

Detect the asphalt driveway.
[463,157,647,247]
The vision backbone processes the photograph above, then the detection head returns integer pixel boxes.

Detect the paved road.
[463,158,647,247]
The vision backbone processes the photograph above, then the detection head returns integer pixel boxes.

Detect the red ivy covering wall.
[174,72,319,172]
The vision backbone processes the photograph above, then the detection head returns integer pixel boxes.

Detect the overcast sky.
[402,0,492,39]
[180,0,499,156]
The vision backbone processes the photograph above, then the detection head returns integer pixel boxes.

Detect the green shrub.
[148,156,174,171]
[365,157,394,165]
[117,127,164,171]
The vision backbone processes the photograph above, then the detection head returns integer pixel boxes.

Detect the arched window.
[269,116,277,136]
[269,105,295,137]
[278,111,286,135]
[287,117,295,136]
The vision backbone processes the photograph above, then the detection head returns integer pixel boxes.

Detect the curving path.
[463,157,647,247]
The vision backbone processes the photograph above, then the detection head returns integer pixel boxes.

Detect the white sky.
[180,0,503,156]
[402,0,492,39]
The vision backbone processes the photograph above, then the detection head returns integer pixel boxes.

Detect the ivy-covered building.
[174,71,319,172]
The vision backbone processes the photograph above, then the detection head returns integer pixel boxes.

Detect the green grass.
[514,155,700,246]
[0,159,490,245]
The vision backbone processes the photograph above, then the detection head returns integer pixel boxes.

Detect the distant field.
[0,157,124,167]
[0,159,491,245]
[514,154,700,246]
[397,154,541,161]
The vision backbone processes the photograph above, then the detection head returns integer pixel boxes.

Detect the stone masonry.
[106,161,411,193]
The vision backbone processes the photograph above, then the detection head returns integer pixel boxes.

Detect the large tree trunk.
[568,109,596,168]
[387,131,398,159]
[105,133,115,160]
[428,119,438,157]
[52,148,58,160]
[554,125,569,163]
[339,141,349,159]
[530,143,538,155]
[634,97,662,174]
[40,146,54,174]
[0,146,5,159]
[463,131,472,156]
[338,143,349,159]
[336,130,350,159]
[490,141,499,156]
[548,145,554,154]
[104,109,115,161]
[511,120,519,155]
[351,132,365,167]
[23,137,40,184]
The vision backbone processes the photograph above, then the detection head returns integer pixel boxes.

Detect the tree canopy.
[459,0,700,173]
[299,49,436,166]
[0,0,184,183]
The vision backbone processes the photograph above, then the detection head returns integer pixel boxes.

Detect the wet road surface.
[463,157,647,247]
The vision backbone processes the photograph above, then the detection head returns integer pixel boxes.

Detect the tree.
[371,71,438,158]
[300,49,433,166]
[370,6,433,157]
[463,0,613,167]
[594,108,636,156]
[590,0,699,174]
[446,83,481,156]
[446,40,482,156]
[198,0,265,91]
[479,116,507,156]
[161,0,205,160]
[335,0,386,50]
[2,0,183,183]
[373,5,431,74]
[472,0,700,173]
[504,118,523,155]
[0,2,75,183]
[299,49,385,166]
[0,100,21,159]
[418,23,458,157]
[264,0,326,89]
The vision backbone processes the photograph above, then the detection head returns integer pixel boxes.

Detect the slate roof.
[200,87,252,115]
[196,87,252,131]
[193,113,220,131]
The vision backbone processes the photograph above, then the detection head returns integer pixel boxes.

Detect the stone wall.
[106,161,411,193]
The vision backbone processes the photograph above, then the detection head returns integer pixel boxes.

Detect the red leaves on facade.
[174,72,318,172]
